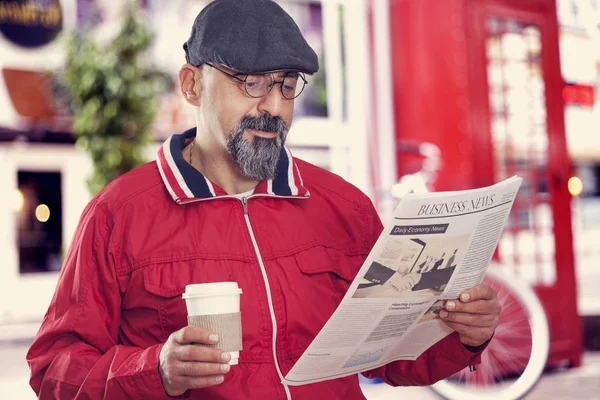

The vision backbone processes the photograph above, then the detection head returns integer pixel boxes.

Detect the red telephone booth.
[389,0,582,368]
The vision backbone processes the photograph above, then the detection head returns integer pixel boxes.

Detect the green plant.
[59,4,171,195]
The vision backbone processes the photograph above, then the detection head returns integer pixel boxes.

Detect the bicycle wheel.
[431,268,549,400]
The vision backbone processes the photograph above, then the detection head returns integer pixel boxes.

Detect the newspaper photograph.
[283,176,523,385]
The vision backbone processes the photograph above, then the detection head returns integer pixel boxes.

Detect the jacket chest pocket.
[140,258,238,342]
[293,245,368,296]
[274,245,369,357]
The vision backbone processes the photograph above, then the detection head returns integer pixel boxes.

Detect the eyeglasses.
[205,63,307,100]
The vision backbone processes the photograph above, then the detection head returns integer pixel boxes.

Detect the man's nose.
[257,83,286,116]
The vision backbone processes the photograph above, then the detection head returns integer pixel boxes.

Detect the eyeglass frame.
[203,62,308,100]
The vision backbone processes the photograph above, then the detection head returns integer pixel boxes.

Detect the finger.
[178,344,231,363]
[182,374,225,389]
[445,299,501,315]
[459,284,496,302]
[173,326,220,346]
[440,310,498,328]
[177,361,231,377]
[441,321,493,345]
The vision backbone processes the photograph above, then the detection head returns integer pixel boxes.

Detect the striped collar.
[156,128,310,204]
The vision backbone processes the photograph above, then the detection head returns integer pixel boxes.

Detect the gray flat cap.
[183,0,319,74]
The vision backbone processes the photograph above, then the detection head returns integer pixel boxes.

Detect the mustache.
[239,114,288,134]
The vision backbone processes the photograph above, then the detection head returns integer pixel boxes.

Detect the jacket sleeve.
[26,200,171,400]
[362,333,484,386]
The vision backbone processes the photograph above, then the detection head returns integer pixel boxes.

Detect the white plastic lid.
[182,282,242,298]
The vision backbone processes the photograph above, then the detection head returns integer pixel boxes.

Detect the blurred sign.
[563,83,596,107]
[0,0,63,47]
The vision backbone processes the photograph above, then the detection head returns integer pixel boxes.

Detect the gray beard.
[226,115,289,181]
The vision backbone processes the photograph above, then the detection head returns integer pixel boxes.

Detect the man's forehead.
[217,64,300,77]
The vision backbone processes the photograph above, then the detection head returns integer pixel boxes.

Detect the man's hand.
[440,284,501,347]
[159,326,232,397]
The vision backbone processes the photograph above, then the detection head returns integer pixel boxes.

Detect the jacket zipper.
[241,197,292,400]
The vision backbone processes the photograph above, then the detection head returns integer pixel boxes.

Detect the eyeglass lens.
[245,73,305,99]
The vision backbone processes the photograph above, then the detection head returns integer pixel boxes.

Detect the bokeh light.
[11,189,24,212]
[35,204,50,223]
[568,176,584,197]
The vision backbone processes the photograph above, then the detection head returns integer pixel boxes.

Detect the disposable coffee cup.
[182,282,243,365]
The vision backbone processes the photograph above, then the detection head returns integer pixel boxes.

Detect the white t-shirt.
[231,188,255,199]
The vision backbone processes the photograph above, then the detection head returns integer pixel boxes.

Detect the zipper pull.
[242,197,249,214]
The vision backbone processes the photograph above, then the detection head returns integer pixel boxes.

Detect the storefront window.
[16,171,63,274]
[279,1,328,118]
[486,17,556,284]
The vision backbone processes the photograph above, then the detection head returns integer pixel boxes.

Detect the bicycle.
[391,140,550,400]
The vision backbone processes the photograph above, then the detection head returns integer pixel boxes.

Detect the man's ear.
[179,64,202,106]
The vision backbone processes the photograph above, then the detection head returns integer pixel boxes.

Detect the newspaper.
[283,176,522,385]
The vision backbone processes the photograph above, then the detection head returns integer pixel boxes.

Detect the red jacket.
[27,129,482,399]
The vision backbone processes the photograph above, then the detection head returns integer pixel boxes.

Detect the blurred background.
[0,0,598,398]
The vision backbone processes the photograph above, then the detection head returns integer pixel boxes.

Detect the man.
[27,1,501,399]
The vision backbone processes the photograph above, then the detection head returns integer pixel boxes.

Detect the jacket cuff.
[463,341,489,353]
[444,333,488,365]
[131,344,190,399]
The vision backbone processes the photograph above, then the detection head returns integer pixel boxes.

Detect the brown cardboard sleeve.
[188,312,242,351]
